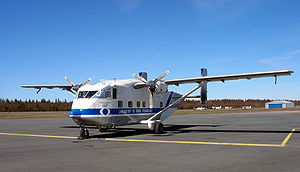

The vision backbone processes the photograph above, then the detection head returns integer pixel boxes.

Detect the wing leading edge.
[164,70,294,85]
[21,85,72,90]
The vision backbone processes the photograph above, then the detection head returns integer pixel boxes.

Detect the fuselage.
[69,79,182,127]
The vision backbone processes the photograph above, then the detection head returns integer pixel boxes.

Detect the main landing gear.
[79,126,89,139]
[98,126,109,133]
[142,120,165,134]
[153,122,164,134]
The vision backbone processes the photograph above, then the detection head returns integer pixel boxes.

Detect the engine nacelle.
[154,81,168,94]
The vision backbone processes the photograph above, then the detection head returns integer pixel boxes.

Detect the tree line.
[178,99,300,109]
[0,99,72,112]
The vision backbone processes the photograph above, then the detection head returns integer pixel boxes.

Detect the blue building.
[265,101,294,109]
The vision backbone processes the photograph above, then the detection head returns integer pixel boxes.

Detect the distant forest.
[0,99,72,112]
[179,99,300,109]
[0,98,299,112]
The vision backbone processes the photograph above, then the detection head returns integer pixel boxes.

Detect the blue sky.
[0,0,299,101]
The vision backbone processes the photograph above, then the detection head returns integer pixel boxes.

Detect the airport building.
[265,100,294,109]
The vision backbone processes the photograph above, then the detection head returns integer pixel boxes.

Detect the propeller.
[64,76,76,87]
[64,76,92,91]
[132,70,169,90]
[132,71,170,108]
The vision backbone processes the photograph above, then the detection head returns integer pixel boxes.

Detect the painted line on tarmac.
[0,132,77,139]
[0,132,289,147]
[103,138,283,147]
[106,129,296,147]
[281,129,296,146]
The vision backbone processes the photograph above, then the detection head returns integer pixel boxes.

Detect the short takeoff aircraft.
[22,69,293,139]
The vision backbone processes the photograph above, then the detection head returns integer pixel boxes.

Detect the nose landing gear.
[79,126,89,139]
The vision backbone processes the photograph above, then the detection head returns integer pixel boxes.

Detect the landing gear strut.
[154,122,164,134]
[79,126,89,139]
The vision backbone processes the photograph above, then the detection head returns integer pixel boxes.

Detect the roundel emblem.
[100,107,110,115]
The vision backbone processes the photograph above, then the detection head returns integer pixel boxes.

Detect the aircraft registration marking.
[0,129,296,147]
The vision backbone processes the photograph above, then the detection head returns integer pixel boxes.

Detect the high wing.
[21,85,72,90]
[21,84,74,95]
[164,70,294,85]
[21,77,92,96]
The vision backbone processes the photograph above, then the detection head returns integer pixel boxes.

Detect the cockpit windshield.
[85,91,98,98]
[77,91,98,99]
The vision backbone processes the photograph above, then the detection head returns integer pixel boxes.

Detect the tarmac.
[1,111,300,172]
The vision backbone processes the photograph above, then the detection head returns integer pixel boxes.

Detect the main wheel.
[99,127,109,133]
[154,122,164,134]
[80,128,89,139]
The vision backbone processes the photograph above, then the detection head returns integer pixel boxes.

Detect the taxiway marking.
[1,130,297,147]
[281,129,296,146]
[0,129,296,147]
[0,132,77,139]
[103,138,282,147]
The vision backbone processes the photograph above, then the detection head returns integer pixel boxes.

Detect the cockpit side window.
[105,90,111,98]
[94,88,111,99]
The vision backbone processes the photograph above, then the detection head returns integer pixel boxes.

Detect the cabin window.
[137,101,141,107]
[128,101,133,107]
[112,88,117,99]
[160,102,163,107]
[142,101,146,107]
[118,101,123,108]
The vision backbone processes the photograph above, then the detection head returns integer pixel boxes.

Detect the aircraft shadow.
[62,124,299,139]
[89,124,225,139]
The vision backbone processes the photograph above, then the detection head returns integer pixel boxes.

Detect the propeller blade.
[64,76,76,87]
[154,70,170,83]
[81,78,92,86]
[132,74,147,83]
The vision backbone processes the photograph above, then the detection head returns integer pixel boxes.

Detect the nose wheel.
[79,127,89,139]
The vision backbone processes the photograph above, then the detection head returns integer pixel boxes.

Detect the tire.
[99,127,109,133]
[99,127,105,133]
[80,128,89,139]
[154,123,164,134]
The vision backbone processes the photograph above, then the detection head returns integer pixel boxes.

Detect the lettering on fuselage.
[118,108,154,114]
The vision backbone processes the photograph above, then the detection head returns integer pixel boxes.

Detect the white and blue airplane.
[22,69,293,139]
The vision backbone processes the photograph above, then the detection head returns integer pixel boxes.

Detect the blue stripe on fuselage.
[70,108,164,116]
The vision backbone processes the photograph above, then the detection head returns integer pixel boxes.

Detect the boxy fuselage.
[70,79,182,128]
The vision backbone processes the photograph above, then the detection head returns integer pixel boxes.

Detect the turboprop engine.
[154,81,168,94]
[132,71,170,94]
[133,71,170,108]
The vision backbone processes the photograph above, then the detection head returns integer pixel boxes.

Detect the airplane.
[21,69,293,139]
[212,106,222,110]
